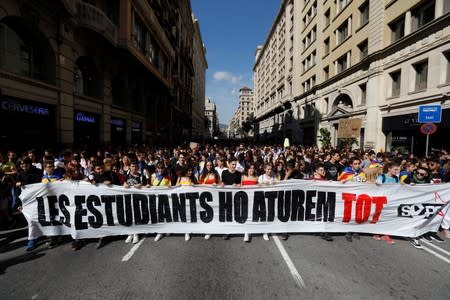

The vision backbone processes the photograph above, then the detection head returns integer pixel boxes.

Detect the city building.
[204,97,218,138]
[254,0,450,154]
[0,0,203,150]
[229,86,255,138]
[191,14,208,141]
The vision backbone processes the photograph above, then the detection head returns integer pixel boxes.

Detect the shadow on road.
[0,251,45,275]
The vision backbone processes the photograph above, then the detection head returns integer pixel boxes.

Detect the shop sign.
[418,105,441,123]
[111,118,125,127]
[1,99,49,116]
[75,112,96,123]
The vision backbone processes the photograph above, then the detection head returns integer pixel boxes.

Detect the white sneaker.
[132,234,139,244]
[125,235,133,243]
[154,233,163,242]
[263,233,269,241]
[243,233,250,242]
[185,233,191,241]
[204,234,211,240]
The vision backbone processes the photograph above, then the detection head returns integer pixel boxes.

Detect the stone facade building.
[0,0,206,150]
[204,97,218,138]
[191,14,208,141]
[229,86,255,138]
[254,0,450,154]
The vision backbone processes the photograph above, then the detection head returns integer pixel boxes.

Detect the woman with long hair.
[240,163,259,242]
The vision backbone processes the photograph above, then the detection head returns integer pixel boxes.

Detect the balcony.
[76,0,117,45]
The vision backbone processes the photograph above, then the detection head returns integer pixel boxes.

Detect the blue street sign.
[418,105,441,123]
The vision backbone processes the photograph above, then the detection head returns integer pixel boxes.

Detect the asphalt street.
[1,224,449,300]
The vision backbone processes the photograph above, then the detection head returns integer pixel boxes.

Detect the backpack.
[381,174,399,184]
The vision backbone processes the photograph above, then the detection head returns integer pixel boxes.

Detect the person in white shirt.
[257,163,276,241]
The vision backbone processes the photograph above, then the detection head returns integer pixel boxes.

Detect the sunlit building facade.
[254,0,450,153]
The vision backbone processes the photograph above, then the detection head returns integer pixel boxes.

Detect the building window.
[324,9,330,27]
[337,20,350,44]
[324,66,329,80]
[336,53,348,73]
[414,60,428,91]
[390,17,405,43]
[412,0,435,31]
[359,1,369,26]
[133,14,146,53]
[324,37,330,56]
[445,51,450,84]
[359,83,367,105]
[338,0,350,12]
[324,97,329,114]
[358,39,368,60]
[390,70,401,97]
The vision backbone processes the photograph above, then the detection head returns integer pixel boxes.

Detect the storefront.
[0,97,56,150]
[382,109,450,155]
[111,118,126,146]
[131,121,142,145]
[74,110,100,147]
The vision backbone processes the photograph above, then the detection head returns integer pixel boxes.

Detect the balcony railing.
[76,0,117,45]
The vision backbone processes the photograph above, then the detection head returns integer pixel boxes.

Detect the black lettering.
[37,197,50,226]
[291,190,305,221]
[252,191,266,222]
[158,194,172,222]
[305,190,316,221]
[186,193,199,223]
[277,190,291,222]
[316,192,336,222]
[148,194,158,224]
[58,194,71,227]
[101,195,116,226]
[234,191,248,224]
[116,195,133,226]
[133,194,149,224]
[219,191,233,222]
[199,192,213,223]
[87,195,103,228]
[265,191,277,222]
[74,195,88,230]
[171,193,187,222]
[48,195,61,225]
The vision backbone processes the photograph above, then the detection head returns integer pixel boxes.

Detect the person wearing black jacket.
[220,158,241,239]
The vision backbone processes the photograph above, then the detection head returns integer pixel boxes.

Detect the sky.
[191,0,281,125]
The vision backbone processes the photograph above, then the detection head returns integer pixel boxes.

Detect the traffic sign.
[418,105,441,123]
[420,123,437,135]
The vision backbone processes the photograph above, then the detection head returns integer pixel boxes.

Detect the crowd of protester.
[1,142,449,251]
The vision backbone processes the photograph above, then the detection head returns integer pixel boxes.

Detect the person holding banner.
[339,157,365,242]
[220,158,242,240]
[177,165,196,241]
[257,163,276,241]
[241,163,259,242]
[200,161,220,240]
[152,163,172,242]
[373,162,400,245]
[123,160,148,244]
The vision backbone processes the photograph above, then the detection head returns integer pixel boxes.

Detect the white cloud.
[213,71,243,85]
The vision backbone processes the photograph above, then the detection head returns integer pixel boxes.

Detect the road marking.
[121,238,145,262]
[421,240,450,257]
[272,234,306,289]
[419,241,450,265]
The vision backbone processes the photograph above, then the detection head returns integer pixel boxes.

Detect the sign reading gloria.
[418,105,441,123]
[19,181,450,239]
[337,118,362,139]
[76,112,96,123]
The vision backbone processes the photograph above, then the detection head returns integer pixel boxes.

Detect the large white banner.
[19,181,450,239]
